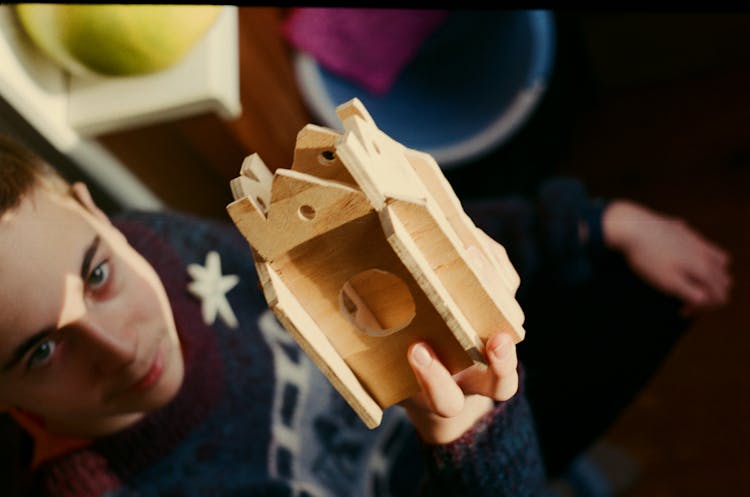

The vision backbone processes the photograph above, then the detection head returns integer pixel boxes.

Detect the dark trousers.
[519,250,690,477]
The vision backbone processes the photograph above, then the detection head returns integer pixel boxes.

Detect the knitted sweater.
[18,194,555,497]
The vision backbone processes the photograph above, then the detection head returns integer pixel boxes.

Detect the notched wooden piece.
[227,97,526,428]
[290,124,357,187]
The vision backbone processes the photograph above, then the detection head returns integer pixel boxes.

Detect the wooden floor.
[96,9,750,496]
[554,15,750,497]
[561,70,750,497]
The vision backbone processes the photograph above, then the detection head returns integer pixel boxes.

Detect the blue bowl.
[294,10,556,169]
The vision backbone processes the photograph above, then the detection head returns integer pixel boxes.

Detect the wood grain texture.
[229,98,524,423]
[256,259,384,429]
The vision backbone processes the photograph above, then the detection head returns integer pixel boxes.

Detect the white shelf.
[68,6,241,136]
[0,5,242,210]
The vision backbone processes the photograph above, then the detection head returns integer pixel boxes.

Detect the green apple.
[15,4,222,78]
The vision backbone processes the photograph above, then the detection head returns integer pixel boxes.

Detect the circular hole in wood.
[339,269,416,337]
[298,204,316,220]
[319,149,336,165]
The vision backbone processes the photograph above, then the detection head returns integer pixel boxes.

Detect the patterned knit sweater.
[2,176,606,496]
[13,191,558,496]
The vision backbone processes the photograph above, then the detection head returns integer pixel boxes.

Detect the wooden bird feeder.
[226,98,525,428]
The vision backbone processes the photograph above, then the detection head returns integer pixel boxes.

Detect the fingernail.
[490,335,511,360]
[412,343,433,367]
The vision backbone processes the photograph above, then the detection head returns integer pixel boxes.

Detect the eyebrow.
[81,235,101,281]
[1,235,101,372]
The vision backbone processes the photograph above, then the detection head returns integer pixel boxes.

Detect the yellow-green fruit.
[15,4,221,77]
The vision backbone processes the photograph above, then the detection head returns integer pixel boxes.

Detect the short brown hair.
[0,134,70,213]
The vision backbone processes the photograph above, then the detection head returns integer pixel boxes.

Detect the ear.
[71,182,111,225]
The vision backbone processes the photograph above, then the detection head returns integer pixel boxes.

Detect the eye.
[86,260,110,292]
[27,339,56,370]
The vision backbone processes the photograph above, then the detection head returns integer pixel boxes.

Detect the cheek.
[114,252,177,346]
[125,276,169,328]
[12,365,102,416]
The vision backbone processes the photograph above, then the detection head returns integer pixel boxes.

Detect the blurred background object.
[0,4,240,211]
[15,4,222,78]
[288,9,555,169]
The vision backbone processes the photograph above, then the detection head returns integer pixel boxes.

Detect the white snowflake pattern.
[187,250,240,329]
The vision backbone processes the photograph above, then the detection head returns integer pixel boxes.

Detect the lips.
[128,347,165,393]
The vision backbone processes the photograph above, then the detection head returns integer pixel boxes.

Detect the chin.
[129,351,185,414]
[153,352,185,407]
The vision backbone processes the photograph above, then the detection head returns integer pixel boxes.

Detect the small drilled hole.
[319,150,336,165]
[298,205,316,220]
[256,196,266,210]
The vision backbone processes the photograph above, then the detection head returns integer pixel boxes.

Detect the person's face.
[0,183,184,437]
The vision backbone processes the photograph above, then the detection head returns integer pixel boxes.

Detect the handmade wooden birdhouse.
[226,98,525,428]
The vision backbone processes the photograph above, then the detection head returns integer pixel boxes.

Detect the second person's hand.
[602,200,732,315]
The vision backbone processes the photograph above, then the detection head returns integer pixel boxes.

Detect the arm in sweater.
[465,176,730,313]
[419,376,546,497]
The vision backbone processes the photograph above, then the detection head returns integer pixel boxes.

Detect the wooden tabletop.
[98,7,311,219]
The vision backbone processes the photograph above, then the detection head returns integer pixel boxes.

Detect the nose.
[57,275,137,373]
[72,313,138,374]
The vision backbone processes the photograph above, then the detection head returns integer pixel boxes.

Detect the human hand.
[602,200,732,315]
[401,332,519,445]
[400,232,521,444]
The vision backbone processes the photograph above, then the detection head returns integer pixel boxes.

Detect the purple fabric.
[283,8,448,95]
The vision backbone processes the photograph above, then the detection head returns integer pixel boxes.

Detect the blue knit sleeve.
[580,196,610,263]
[417,371,546,497]
[465,176,610,292]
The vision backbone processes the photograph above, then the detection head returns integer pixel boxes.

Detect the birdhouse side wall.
[272,212,474,407]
